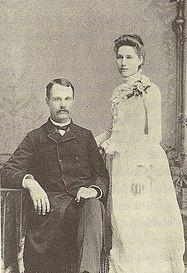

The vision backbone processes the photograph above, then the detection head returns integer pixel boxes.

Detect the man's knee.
[79,198,103,225]
[78,198,103,239]
[82,197,102,212]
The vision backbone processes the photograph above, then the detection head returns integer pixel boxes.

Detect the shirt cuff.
[22,174,35,188]
[89,185,103,199]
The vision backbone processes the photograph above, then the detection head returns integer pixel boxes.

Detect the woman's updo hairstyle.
[113,34,145,65]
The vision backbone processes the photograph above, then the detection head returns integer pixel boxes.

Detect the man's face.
[46,83,74,123]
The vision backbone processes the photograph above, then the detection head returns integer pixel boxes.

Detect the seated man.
[1,78,110,273]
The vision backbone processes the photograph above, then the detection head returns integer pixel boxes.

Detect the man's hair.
[113,34,145,66]
[46,78,75,99]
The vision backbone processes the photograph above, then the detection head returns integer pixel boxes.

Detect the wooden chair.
[1,189,26,273]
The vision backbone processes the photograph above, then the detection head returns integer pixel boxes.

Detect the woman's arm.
[134,84,162,169]
[95,119,112,146]
[145,83,162,145]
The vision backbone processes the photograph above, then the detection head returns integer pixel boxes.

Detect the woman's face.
[116,45,143,78]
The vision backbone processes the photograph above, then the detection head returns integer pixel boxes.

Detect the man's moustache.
[57,109,69,113]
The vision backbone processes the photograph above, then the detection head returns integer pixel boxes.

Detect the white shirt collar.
[50,117,71,127]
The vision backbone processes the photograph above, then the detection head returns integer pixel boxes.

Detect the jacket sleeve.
[0,132,34,189]
[88,130,109,198]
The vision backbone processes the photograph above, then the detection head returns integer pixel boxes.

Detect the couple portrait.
[0,1,186,273]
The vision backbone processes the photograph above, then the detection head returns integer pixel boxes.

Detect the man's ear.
[45,97,49,106]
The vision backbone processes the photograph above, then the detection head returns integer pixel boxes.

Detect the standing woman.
[96,34,185,273]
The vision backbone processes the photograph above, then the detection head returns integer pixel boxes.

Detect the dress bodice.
[111,76,150,146]
[111,72,150,127]
[107,72,162,154]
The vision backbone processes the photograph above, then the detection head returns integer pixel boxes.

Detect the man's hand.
[24,179,50,215]
[76,187,98,202]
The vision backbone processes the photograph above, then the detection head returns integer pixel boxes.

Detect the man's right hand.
[24,179,50,215]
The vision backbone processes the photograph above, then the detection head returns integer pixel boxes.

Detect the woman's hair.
[113,34,145,63]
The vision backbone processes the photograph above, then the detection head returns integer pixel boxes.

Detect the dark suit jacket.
[1,119,112,256]
[1,118,109,200]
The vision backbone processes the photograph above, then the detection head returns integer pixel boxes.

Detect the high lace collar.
[122,69,142,85]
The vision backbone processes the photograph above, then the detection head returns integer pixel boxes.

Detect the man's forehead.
[51,84,73,96]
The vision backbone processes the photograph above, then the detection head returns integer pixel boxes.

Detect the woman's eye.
[65,97,72,101]
[126,56,133,59]
[116,55,123,59]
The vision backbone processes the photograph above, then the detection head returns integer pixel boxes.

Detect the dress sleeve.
[95,86,119,146]
[135,84,162,169]
[145,84,162,145]
[88,130,109,198]
[95,118,112,146]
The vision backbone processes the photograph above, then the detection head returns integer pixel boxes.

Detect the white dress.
[98,72,185,273]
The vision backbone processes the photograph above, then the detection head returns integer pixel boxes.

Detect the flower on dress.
[111,74,151,123]
[127,80,150,99]
[133,80,145,96]
[111,74,151,105]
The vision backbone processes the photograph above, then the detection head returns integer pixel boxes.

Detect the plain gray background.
[0,0,179,154]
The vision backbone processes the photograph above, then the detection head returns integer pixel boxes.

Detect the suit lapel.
[57,129,77,143]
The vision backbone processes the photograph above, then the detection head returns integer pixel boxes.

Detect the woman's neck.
[122,70,142,84]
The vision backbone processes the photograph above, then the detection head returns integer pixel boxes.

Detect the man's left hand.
[76,187,98,202]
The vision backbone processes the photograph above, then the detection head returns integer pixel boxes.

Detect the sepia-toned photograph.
[0,0,187,272]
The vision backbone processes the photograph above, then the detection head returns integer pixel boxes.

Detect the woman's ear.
[139,56,144,66]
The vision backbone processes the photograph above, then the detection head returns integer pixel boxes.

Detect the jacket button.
[75,156,79,160]
[59,159,62,163]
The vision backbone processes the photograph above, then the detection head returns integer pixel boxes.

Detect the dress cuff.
[137,163,152,170]
[89,185,103,199]
[22,174,35,188]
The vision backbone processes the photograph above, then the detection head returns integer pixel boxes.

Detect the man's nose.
[122,58,127,66]
[60,100,66,108]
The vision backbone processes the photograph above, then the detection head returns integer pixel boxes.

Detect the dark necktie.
[55,125,69,131]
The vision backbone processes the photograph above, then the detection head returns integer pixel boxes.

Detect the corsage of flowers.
[126,80,150,99]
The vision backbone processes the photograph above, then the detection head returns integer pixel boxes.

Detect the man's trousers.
[23,193,104,273]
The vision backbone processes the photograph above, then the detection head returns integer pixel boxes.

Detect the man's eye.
[65,97,72,101]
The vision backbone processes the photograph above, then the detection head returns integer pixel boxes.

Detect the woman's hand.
[95,136,101,147]
[131,166,149,195]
